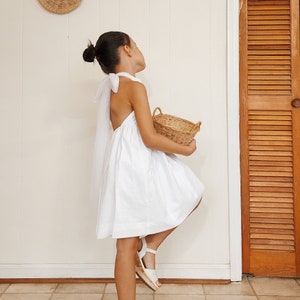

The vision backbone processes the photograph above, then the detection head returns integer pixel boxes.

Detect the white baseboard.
[157,263,230,279]
[0,263,230,280]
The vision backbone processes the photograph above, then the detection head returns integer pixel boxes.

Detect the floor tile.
[102,294,116,300]
[258,297,300,300]
[51,294,101,300]
[204,278,254,295]
[1,277,300,300]
[136,283,155,294]
[103,294,153,300]
[206,296,257,300]
[54,283,105,293]
[155,284,204,295]
[249,278,300,297]
[0,294,51,300]
[0,285,9,294]
[104,283,154,294]
[102,295,118,300]
[104,283,117,294]
[136,296,153,300]
[4,284,56,294]
[154,295,205,300]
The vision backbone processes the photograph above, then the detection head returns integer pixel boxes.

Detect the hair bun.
[83,42,96,62]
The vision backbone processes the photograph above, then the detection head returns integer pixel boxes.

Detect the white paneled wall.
[0,0,239,280]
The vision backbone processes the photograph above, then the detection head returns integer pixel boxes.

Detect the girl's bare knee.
[116,237,139,256]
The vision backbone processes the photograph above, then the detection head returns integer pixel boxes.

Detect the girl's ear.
[123,45,132,57]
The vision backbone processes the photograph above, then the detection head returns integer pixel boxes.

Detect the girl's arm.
[129,81,197,156]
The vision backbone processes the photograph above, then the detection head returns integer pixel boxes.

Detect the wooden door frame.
[227,0,242,281]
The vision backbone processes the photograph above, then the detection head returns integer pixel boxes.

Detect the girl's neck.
[114,66,136,76]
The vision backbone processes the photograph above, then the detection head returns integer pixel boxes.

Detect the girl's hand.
[183,139,197,156]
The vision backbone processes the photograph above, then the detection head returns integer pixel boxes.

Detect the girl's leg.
[139,198,202,281]
[137,228,175,287]
[142,228,175,257]
[115,237,139,300]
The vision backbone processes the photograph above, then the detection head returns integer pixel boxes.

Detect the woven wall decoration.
[37,0,82,14]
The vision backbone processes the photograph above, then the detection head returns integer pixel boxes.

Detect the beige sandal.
[135,237,160,291]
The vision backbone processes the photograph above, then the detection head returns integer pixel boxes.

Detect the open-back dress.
[91,72,205,239]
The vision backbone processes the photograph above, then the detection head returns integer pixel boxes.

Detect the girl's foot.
[135,237,162,291]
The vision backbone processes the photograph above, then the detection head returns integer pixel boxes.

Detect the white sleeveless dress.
[93,72,205,239]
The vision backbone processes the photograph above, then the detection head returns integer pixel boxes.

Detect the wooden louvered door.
[240,0,300,276]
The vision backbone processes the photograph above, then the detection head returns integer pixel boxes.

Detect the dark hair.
[83,31,131,74]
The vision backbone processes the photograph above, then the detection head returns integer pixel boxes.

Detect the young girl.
[83,31,204,300]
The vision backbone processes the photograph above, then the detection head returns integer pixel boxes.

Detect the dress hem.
[96,197,203,239]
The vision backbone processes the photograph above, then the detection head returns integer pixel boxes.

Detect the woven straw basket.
[37,0,82,14]
[153,107,201,145]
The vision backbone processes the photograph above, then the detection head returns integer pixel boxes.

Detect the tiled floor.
[0,277,300,300]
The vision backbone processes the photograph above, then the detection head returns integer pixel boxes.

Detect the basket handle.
[153,107,162,117]
[193,121,201,132]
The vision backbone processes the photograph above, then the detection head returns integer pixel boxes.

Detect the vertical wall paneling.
[59,1,102,263]
[98,0,120,33]
[169,0,211,117]
[21,0,69,262]
[119,0,150,85]
[119,0,149,45]
[148,0,170,108]
[0,0,235,279]
[0,0,23,263]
